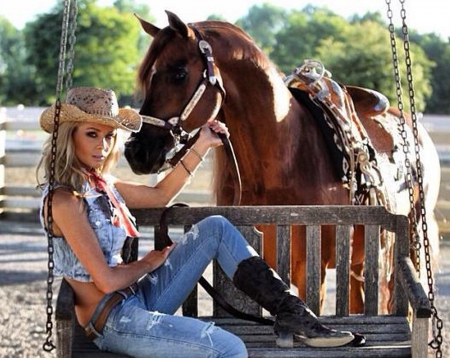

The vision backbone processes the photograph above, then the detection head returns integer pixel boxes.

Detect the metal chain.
[386,0,443,358]
[399,1,444,354]
[65,0,78,90]
[385,0,420,269]
[43,0,77,352]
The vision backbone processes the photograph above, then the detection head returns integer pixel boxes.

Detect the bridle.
[140,25,242,205]
[141,27,226,134]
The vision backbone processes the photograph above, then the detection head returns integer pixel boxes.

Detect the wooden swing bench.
[55,205,431,358]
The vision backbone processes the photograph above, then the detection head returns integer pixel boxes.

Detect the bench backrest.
[131,205,411,318]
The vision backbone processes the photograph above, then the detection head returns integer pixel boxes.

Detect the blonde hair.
[36,122,121,193]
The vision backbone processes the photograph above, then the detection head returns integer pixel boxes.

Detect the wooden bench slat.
[306,224,321,314]
[335,224,351,316]
[276,224,290,283]
[365,224,381,315]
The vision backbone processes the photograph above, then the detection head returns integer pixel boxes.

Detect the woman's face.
[73,122,117,169]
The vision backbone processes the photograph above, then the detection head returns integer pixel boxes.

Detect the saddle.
[284,59,391,206]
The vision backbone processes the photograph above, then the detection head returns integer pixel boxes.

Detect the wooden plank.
[335,224,351,316]
[364,224,380,315]
[132,206,401,229]
[411,317,429,358]
[306,225,321,315]
[276,224,290,283]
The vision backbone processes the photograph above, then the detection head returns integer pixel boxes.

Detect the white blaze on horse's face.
[269,67,290,122]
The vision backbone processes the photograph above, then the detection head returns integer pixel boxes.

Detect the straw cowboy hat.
[40,87,142,133]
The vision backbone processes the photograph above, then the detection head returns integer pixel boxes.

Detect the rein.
[159,204,274,326]
[141,25,242,206]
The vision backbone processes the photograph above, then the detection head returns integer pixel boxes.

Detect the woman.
[37,87,360,358]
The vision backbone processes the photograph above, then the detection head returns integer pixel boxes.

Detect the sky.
[0,0,449,39]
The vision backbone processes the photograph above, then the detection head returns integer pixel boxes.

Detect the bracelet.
[179,159,194,177]
[189,147,205,162]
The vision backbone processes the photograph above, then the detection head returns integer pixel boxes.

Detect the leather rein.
[141,25,242,206]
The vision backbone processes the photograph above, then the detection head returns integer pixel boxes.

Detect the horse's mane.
[137,20,272,96]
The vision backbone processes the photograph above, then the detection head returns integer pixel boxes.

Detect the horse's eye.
[171,68,187,85]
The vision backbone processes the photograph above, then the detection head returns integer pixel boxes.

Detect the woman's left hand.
[199,119,229,148]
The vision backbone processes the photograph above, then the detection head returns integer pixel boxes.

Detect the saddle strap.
[159,204,273,326]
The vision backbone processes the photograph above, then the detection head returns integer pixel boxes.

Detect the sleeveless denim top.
[40,177,135,282]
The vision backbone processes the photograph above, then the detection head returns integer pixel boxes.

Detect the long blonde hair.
[36,122,121,193]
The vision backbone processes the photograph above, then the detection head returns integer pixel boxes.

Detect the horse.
[124,11,441,314]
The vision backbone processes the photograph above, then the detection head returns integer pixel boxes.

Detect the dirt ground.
[0,221,449,358]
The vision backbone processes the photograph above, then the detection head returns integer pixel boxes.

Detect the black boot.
[233,256,360,348]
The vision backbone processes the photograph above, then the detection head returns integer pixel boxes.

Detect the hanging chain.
[43,0,77,352]
[65,0,78,90]
[385,0,420,269]
[386,1,443,356]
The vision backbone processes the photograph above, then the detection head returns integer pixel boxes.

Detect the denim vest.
[40,178,135,282]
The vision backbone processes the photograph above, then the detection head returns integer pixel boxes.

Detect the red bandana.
[86,169,140,237]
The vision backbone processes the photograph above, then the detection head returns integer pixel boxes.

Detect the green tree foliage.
[314,21,433,112]
[236,3,287,54]
[269,6,351,73]
[0,16,35,105]
[414,33,450,113]
[24,0,143,105]
[244,4,433,112]
[1,1,450,113]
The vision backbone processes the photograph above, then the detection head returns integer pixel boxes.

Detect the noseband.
[140,25,242,205]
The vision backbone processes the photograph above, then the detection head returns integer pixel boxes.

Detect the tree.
[270,6,351,74]
[314,20,433,112]
[236,3,287,54]
[0,16,35,105]
[414,33,450,113]
[24,0,143,105]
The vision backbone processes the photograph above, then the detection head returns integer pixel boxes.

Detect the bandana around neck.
[84,169,140,237]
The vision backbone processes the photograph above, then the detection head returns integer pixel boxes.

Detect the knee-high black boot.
[233,256,362,348]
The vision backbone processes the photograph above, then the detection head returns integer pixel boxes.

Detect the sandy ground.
[0,219,449,358]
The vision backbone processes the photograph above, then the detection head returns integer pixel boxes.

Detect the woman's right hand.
[198,119,229,148]
[141,242,177,272]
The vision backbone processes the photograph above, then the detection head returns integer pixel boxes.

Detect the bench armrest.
[55,278,76,321]
[397,256,432,318]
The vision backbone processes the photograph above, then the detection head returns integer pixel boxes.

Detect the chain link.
[43,0,77,352]
[385,1,443,356]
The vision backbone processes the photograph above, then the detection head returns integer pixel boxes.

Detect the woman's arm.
[50,189,175,294]
[115,119,228,208]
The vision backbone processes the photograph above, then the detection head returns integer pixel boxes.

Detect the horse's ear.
[134,13,160,37]
[165,10,195,40]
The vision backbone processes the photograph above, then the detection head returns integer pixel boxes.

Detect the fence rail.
[1,110,448,218]
[0,117,213,218]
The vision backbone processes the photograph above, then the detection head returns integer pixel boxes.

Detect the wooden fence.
[0,116,213,218]
[0,109,448,219]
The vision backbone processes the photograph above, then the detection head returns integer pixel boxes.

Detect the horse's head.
[125,11,226,174]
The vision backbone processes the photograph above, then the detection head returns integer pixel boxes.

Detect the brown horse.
[124,11,441,314]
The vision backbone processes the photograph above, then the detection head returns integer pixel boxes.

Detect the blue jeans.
[92,216,258,357]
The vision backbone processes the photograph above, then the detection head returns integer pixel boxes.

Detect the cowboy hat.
[40,87,142,133]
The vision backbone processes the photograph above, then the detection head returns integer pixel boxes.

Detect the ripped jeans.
[92,215,257,358]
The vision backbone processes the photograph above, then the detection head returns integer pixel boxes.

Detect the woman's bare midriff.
[66,278,106,327]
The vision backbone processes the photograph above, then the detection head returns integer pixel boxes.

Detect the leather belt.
[85,283,138,341]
